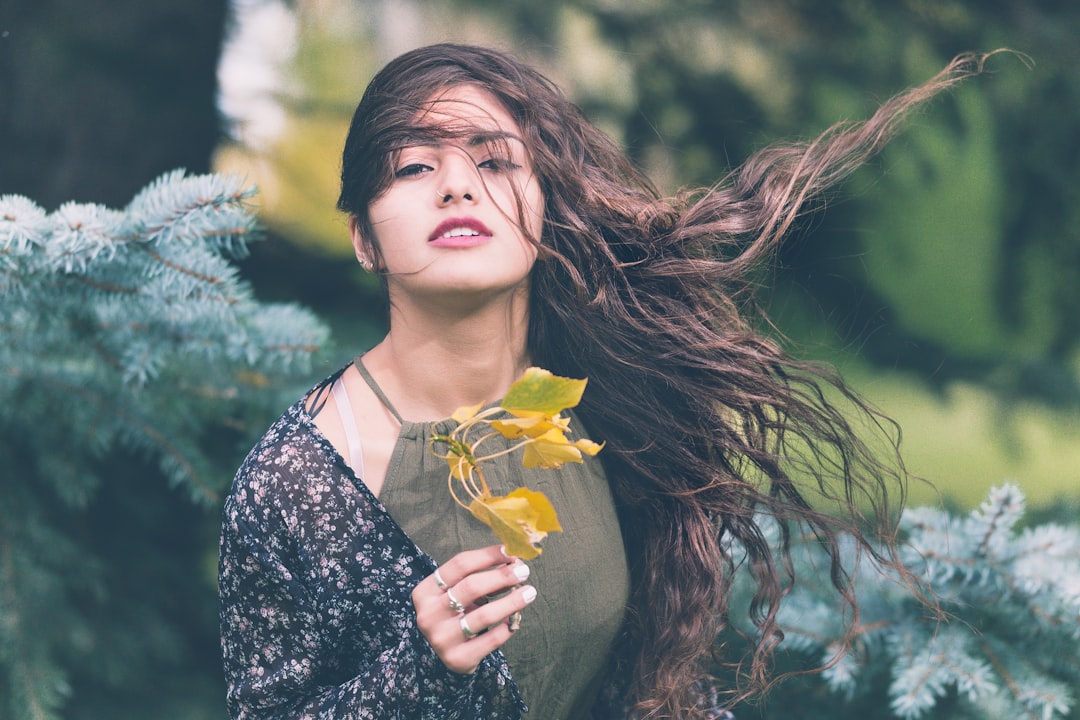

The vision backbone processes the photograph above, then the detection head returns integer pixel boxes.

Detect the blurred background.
[212,0,1080,511]
[1,0,1077,716]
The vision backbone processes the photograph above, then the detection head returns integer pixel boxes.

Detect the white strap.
[331,375,365,478]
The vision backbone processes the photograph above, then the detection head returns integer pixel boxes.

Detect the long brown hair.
[338,44,998,718]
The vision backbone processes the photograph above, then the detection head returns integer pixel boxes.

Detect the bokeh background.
[1,0,1077,717]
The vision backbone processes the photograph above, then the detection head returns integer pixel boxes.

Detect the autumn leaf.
[451,402,485,424]
[488,413,570,440]
[432,367,602,562]
[572,437,604,456]
[519,427,605,469]
[501,367,587,417]
[468,488,563,560]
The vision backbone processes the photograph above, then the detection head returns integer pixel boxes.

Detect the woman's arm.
[218,496,522,719]
[219,507,462,718]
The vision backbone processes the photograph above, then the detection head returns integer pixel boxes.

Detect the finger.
[439,621,515,674]
[432,586,538,674]
[460,584,537,636]
[428,583,536,650]
[424,583,537,647]
[416,560,527,619]
[412,547,519,625]
[448,559,530,609]
[430,545,513,588]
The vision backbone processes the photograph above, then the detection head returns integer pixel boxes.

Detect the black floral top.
[218,397,525,719]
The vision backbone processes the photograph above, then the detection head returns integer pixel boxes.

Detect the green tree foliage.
[0,171,329,719]
[722,484,1080,719]
[428,0,1080,407]
[229,1,1080,498]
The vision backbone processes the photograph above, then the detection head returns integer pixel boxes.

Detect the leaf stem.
[473,438,535,464]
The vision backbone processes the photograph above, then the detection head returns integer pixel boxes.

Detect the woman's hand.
[412,544,536,674]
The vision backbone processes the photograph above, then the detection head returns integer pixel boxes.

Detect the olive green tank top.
[352,359,630,720]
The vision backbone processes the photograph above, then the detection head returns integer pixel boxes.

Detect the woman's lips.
[428,217,494,247]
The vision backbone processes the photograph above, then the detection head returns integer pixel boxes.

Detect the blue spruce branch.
[727,483,1080,719]
[0,170,330,720]
[1,169,328,499]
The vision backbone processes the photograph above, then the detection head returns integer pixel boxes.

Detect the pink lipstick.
[428,217,494,248]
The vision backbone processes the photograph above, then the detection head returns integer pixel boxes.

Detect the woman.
[219,44,995,719]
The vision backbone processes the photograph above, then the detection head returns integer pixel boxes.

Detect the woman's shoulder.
[224,374,350,516]
[222,401,317,520]
[237,396,322,472]
[233,365,352,479]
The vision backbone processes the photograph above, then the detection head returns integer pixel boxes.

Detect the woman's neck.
[362,294,531,421]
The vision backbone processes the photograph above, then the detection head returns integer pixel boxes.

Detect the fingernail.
[513,563,530,582]
[499,545,511,558]
[521,585,537,603]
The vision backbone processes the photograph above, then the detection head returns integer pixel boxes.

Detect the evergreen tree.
[725,484,1080,719]
[0,170,329,720]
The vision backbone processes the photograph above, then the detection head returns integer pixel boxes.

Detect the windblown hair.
[338,44,996,718]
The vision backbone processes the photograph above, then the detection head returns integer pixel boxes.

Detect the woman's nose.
[436,153,479,206]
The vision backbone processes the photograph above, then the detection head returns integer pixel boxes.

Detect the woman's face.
[357,84,545,309]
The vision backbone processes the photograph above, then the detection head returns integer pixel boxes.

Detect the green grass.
[849,370,1080,511]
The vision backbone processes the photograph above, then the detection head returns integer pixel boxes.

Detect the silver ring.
[432,568,448,589]
[447,589,465,614]
[460,616,478,639]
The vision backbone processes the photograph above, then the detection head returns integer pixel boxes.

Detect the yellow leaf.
[573,437,605,456]
[489,413,569,440]
[451,402,485,424]
[468,488,562,560]
[501,368,587,418]
[520,427,590,469]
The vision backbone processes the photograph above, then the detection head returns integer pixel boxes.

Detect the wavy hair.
[338,44,998,717]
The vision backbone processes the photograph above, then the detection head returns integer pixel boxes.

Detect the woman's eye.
[395,163,432,178]
[478,157,521,172]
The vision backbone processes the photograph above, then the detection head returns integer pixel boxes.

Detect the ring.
[460,616,478,639]
[447,589,465,614]
[432,568,448,589]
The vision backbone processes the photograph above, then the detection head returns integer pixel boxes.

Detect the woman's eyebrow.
[466,131,524,148]
[393,130,524,152]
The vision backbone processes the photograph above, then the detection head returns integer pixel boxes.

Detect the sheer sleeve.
[219,509,486,719]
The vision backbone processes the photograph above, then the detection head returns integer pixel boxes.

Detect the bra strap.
[331,375,365,476]
[354,354,405,425]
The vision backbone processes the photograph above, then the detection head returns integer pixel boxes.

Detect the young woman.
[219,44,995,719]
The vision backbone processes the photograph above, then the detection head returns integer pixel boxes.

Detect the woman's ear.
[348,215,374,271]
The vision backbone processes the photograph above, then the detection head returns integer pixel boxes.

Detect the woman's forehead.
[414,84,523,137]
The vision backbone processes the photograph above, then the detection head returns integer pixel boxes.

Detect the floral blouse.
[218,397,526,719]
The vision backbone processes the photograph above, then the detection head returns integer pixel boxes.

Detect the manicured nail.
[521,585,537,603]
[513,563,530,582]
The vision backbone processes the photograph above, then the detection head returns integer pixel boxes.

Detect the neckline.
[349,354,509,433]
[352,355,491,434]
[353,354,405,425]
